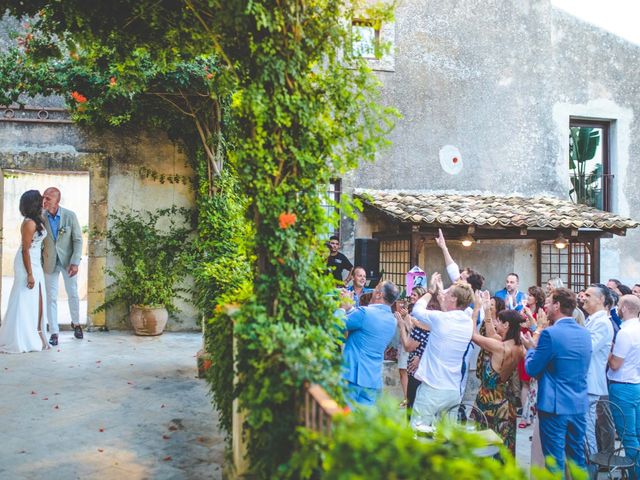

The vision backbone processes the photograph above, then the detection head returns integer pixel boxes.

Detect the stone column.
[86,154,109,329]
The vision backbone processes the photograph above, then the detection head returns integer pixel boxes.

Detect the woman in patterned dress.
[472,292,525,454]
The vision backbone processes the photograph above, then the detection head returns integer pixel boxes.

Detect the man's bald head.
[44,187,61,200]
[619,294,640,320]
[43,187,61,215]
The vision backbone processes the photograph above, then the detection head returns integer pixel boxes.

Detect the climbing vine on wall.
[0,2,398,477]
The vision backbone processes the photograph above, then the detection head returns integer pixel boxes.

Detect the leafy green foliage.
[218,2,398,475]
[95,207,193,315]
[0,20,229,181]
[569,127,603,208]
[194,163,252,436]
[292,399,585,480]
[1,1,399,477]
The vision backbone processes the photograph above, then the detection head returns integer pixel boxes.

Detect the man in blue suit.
[341,280,399,406]
[523,287,592,475]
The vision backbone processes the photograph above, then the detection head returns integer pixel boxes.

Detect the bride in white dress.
[0,190,49,353]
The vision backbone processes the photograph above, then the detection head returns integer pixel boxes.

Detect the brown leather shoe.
[71,323,84,340]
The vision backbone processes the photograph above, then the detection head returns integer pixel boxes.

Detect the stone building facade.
[340,0,640,292]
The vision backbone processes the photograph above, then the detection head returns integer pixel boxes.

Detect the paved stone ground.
[0,332,224,480]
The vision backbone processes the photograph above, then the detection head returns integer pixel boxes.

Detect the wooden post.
[410,229,425,268]
[231,314,249,478]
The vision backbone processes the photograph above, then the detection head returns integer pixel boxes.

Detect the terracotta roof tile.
[355,190,639,232]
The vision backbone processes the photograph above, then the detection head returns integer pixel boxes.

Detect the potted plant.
[95,207,193,335]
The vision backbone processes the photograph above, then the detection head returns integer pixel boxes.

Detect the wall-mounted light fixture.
[460,225,475,247]
[553,233,568,250]
[461,234,474,247]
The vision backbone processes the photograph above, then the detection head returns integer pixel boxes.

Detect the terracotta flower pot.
[129,305,168,336]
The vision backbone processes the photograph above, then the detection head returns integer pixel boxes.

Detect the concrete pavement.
[0,332,224,480]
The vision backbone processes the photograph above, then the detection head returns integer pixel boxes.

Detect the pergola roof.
[355,189,639,235]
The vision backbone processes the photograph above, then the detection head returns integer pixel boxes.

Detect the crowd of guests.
[330,232,640,477]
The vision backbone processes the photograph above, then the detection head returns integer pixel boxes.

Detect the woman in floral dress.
[472,292,525,454]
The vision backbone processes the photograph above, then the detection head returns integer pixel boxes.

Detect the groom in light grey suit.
[42,187,84,346]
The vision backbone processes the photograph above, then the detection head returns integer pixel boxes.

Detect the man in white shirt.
[607,294,640,479]
[434,228,485,397]
[410,276,474,429]
[582,283,615,455]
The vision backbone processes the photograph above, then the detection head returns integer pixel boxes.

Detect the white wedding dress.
[0,227,48,353]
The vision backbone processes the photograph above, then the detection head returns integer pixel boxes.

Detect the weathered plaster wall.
[0,121,198,331]
[350,0,561,196]
[422,240,537,294]
[354,210,537,294]
[550,10,640,285]
[342,1,640,287]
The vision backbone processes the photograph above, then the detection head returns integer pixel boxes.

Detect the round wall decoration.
[439,145,463,175]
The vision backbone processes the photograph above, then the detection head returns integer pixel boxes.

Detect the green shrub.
[292,399,585,480]
[194,165,252,437]
[95,207,193,316]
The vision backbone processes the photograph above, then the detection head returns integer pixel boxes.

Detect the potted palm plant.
[95,207,193,335]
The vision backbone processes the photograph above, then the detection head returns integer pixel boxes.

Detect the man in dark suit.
[522,287,592,475]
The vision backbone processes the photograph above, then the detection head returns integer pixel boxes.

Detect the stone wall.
[0,120,198,331]
[341,0,640,286]
[550,9,640,285]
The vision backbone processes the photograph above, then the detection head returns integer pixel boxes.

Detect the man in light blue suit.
[42,187,84,345]
[341,280,399,406]
[523,288,592,475]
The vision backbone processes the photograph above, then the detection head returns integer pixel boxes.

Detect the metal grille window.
[319,179,341,238]
[538,240,593,291]
[379,238,410,289]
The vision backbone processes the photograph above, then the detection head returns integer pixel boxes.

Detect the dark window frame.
[569,117,612,212]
